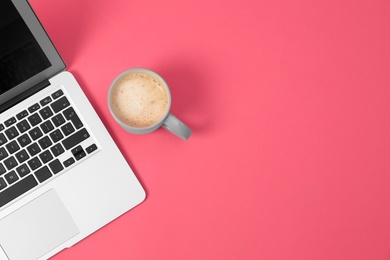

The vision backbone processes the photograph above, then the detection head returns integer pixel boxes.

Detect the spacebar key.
[62,128,90,150]
[0,175,38,208]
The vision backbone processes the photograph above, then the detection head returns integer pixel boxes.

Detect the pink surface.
[29,0,390,259]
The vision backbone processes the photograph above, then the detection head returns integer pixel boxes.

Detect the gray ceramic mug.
[108,68,192,140]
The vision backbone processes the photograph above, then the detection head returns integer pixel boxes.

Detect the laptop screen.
[0,0,65,111]
[0,1,51,95]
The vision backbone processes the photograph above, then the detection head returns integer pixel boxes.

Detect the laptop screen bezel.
[0,0,66,107]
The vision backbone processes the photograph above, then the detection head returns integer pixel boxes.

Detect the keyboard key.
[39,150,53,164]
[38,136,52,150]
[5,126,19,140]
[5,117,16,127]
[34,166,52,183]
[0,133,7,146]
[0,178,6,191]
[49,129,64,143]
[16,110,29,120]
[62,128,89,150]
[16,163,30,178]
[4,156,17,170]
[71,145,83,155]
[0,124,4,131]
[48,159,63,174]
[40,96,52,106]
[86,144,98,154]
[75,150,86,161]
[5,140,20,154]
[0,147,8,160]
[0,163,5,175]
[51,114,65,127]
[28,103,40,113]
[63,107,83,129]
[61,122,75,136]
[51,89,64,100]
[17,134,32,147]
[63,157,75,168]
[28,157,42,171]
[40,120,54,134]
[29,127,43,141]
[0,174,38,208]
[16,119,31,133]
[27,143,41,156]
[50,143,65,157]
[5,171,19,185]
[71,145,86,161]
[27,113,42,127]
[15,150,29,163]
[51,96,70,113]
[39,106,53,120]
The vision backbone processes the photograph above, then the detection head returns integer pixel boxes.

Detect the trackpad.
[0,189,79,260]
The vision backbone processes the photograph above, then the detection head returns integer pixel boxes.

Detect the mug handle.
[162,113,192,140]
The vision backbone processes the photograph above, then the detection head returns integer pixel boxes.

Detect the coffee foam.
[110,72,169,128]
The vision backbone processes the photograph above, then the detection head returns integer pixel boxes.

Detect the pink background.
[29,0,390,259]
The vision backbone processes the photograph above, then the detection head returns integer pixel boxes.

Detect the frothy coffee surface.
[110,72,169,128]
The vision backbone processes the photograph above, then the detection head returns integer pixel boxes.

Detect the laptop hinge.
[0,80,51,114]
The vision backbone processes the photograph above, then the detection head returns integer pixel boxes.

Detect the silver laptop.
[0,1,146,259]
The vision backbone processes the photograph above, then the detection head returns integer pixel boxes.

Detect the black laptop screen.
[0,0,51,95]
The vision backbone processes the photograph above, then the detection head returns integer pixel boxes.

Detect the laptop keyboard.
[0,88,98,209]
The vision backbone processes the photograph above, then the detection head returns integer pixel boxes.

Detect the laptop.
[0,1,146,259]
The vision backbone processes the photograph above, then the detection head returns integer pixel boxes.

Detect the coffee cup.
[108,68,192,140]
